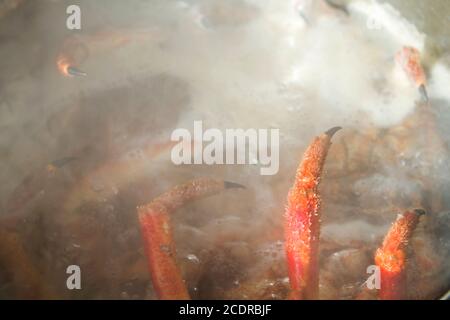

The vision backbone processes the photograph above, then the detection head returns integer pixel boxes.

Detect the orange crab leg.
[0,228,57,299]
[285,127,341,300]
[375,209,425,300]
[396,46,428,101]
[137,178,244,300]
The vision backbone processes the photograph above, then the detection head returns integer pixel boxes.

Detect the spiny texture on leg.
[375,209,424,300]
[284,127,341,300]
[138,207,189,300]
[137,178,243,300]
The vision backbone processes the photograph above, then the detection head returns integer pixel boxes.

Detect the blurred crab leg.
[57,56,87,78]
[137,178,244,300]
[396,46,428,102]
[57,28,161,77]
[375,209,425,300]
[396,46,446,213]
[396,46,447,213]
[285,127,341,300]
[63,141,176,214]
[0,228,56,299]
[4,156,77,216]
[56,55,76,77]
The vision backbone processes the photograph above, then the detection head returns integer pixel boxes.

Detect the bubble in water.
[186,254,200,264]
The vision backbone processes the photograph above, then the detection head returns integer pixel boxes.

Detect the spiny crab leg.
[285,127,341,300]
[137,178,244,300]
[396,46,428,102]
[375,209,425,300]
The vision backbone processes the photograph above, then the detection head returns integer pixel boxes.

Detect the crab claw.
[137,178,243,300]
[375,209,425,300]
[285,127,341,300]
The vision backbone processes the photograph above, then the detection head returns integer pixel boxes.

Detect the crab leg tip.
[324,0,349,15]
[419,84,429,103]
[67,66,87,77]
[375,209,423,300]
[224,181,246,189]
[413,208,427,216]
[325,126,342,137]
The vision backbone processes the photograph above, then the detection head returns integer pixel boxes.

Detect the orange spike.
[375,209,424,300]
[284,127,341,300]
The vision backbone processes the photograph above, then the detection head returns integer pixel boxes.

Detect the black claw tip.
[224,181,246,189]
[413,208,427,216]
[324,0,349,15]
[67,66,87,77]
[325,126,342,137]
[419,84,429,103]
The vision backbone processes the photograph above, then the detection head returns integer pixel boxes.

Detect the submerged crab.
[0,45,448,300]
[136,125,444,300]
[134,46,448,300]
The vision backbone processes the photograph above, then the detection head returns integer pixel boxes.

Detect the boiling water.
[0,0,449,299]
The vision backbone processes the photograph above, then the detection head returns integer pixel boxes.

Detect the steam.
[0,0,449,299]
[154,0,425,130]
